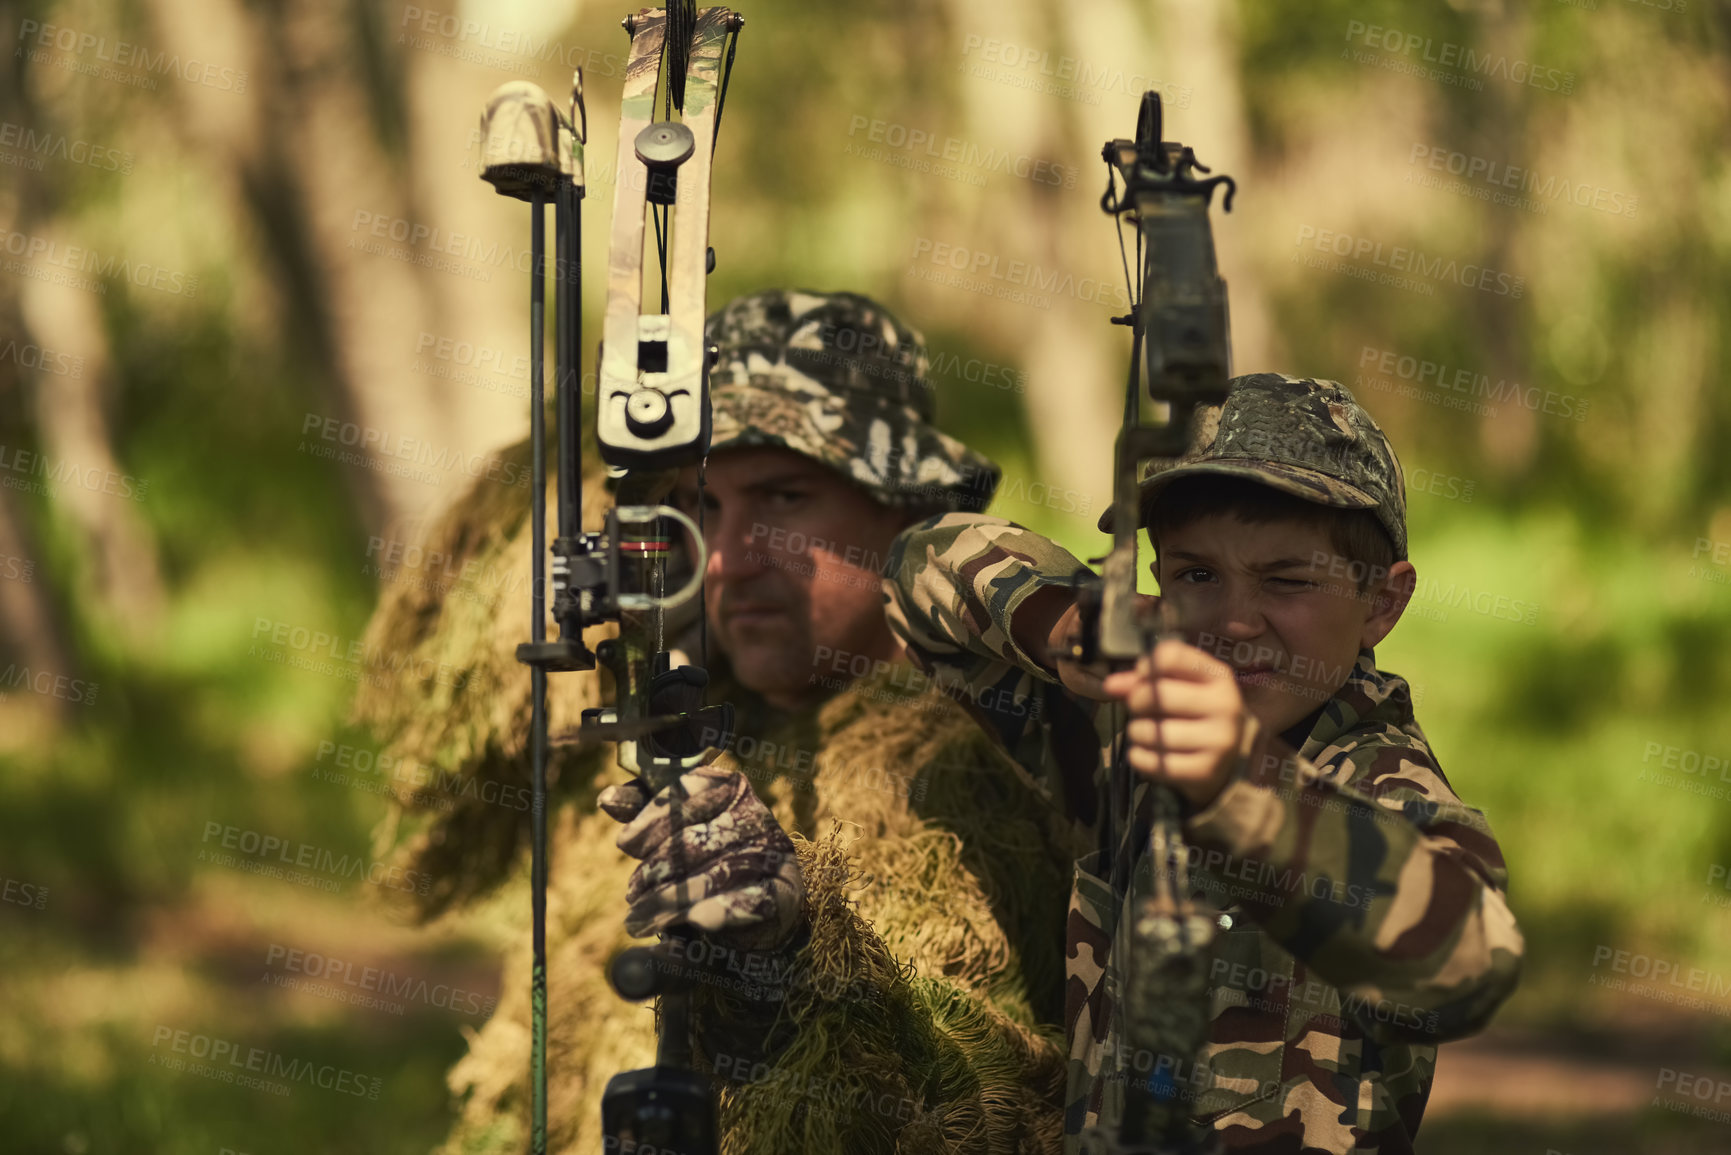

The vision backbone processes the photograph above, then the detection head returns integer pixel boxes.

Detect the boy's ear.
[1361,561,1418,650]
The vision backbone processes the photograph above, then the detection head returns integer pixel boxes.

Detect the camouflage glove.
[598,766,806,951]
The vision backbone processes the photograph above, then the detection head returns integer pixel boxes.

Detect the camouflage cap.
[1100,372,1408,560]
[704,289,999,513]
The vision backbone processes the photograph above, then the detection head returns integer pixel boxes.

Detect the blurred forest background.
[2,0,1729,1150]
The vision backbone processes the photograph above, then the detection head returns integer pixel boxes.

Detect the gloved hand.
[598,765,805,951]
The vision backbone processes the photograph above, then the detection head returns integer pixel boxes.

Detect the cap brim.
[709,382,999,513]
[1095,460,1380,533]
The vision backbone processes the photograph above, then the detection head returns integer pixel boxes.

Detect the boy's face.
[671,448,912,711]
[1154,512,1415,735]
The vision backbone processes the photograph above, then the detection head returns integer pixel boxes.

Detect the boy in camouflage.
[883,373,1525,1154]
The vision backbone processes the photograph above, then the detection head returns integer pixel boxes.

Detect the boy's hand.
[1047,601,1110,700]
[1029,594,1162,702]
[1102,639,1248,808]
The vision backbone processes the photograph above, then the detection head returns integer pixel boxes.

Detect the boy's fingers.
[1150,638,1233,681]
[1102,641,1234,693]
[1102,669,1139,696]
[1125,746,1219,779]
[1125,716,1231,751]
[1115,676,1236,719]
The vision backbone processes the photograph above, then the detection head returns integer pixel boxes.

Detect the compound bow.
[474,3,743,1151]
[1075,89,1236,1155]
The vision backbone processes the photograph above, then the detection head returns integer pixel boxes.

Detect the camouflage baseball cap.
[704,289,999,513]
[1100,372,1408,560]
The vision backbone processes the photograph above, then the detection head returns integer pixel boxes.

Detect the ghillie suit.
[351,291,1082,1153]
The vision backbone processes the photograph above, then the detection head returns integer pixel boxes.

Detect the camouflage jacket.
[882,513,1525,1154]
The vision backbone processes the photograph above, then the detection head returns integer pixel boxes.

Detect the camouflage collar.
[1293,648,1423,767]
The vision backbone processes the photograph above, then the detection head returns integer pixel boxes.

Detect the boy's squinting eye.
[1267,576,1317,590]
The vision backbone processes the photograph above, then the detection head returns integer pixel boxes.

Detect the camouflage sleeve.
[1183,719,1525,1044]
[882,512,1092,754]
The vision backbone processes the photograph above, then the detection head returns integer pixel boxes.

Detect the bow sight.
[475,4,742,1152]
[1074,90,1235,1155]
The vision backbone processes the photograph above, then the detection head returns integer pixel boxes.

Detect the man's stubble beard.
[715,580,815,706]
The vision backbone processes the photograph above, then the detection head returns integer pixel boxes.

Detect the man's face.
[671,448,913,710]
[1154,513,1414,734]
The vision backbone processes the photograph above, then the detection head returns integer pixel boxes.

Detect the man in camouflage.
[883,373,1525,1153]
[358,289,1080,1153]
[599,288,1083,1153]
